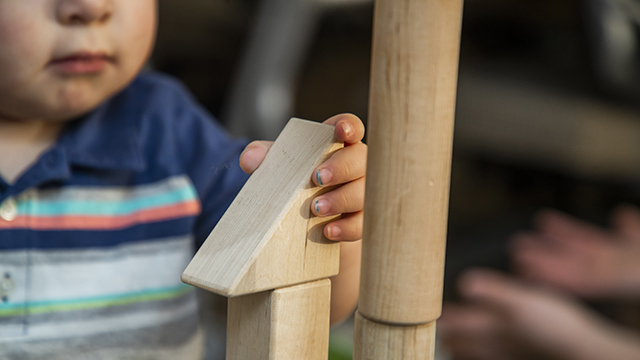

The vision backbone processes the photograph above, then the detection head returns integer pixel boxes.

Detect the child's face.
[0,0,157,122]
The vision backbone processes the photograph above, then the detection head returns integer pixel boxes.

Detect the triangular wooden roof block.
[182,118,342,297]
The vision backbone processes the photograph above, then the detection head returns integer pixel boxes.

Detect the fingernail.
[327,225,341,240]
[314,199,330,216]
[316,168,331,186]
[240,147,252,158]
[341,122,353,137]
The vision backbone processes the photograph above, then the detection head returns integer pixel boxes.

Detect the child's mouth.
[49,52,113,74]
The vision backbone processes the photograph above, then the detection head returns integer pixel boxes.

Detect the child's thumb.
[239,141,273,174]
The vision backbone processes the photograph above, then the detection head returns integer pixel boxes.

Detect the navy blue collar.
[0,75,154,198]
[57,89,146,172]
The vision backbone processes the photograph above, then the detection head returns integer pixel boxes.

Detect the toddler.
[0,1,366,359]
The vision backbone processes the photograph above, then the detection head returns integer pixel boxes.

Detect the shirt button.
[0,277,14,295]
[0,197,18,221]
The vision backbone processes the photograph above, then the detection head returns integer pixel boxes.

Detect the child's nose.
[56,0,113,25]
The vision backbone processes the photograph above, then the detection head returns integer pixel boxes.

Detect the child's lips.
[49,52,114,74]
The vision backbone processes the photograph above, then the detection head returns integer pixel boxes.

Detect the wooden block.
[354,311,436,360]
[182,118,342,296]
[227,279,331,360]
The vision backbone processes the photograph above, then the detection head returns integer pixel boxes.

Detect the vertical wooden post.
[355,0,463,358]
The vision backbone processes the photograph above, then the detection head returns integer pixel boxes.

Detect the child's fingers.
[239,141,273,174]
[458,269,535,310]
[513,248,585,291]
[324,211,363,241]
[312,177,365,217]
[510,232,583,262]
[511,234,574,272]
[439,304,501,334]
[534,209,610,244]
[313,142,367,187]
[322,113,365,145]
[611,204,640,239]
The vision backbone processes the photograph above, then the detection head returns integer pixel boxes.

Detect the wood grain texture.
[182,118,342,296]
[358,0,464,325]
[354,311,436,360]
[227,279,331,360]
[232,183,340,295]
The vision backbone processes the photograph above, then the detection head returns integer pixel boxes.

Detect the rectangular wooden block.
[227,279,332,360]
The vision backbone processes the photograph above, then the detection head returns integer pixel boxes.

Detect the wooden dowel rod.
[358,0,463,331]
[354,312,436,360]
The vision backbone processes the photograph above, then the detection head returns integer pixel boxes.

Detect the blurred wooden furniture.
[456,73,640,180]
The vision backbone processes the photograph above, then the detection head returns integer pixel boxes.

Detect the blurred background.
[151,0,640,358]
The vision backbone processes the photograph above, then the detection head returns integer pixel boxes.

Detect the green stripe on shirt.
[15,186,198,217]
[0,284,193,317]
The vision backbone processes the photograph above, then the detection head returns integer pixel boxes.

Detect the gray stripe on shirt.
[0,313,203,360]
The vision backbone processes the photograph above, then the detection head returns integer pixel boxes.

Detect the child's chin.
[52,106,100,121]
[35,101,101,122]
[48,92,108,120]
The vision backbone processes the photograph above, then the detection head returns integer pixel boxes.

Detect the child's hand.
[239,113,366,242]
[510,207,640,301]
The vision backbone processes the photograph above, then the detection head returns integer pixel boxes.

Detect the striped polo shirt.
[0,72,250,359]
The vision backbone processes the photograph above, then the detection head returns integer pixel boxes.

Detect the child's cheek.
[0,16,54,88]
[0,19,24,54]
[114,1,157,66]
[0,16,42,63]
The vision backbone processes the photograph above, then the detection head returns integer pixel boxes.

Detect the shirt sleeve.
[180,113,250,247]
[141,74,251,247]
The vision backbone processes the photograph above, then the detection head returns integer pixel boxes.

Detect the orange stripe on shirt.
[0,200,201,230]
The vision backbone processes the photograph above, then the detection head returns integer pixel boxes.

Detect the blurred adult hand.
[439,269,640,360]
[510,206,640,301]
